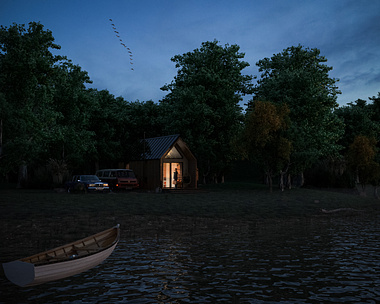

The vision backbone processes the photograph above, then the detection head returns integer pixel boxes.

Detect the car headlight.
[88,183,96,187]
[103,183,109,187]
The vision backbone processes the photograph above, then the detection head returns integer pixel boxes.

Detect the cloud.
[1,0,379,106]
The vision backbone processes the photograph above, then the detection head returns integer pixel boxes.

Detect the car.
[96,169,139,191]
[65,175,110,193]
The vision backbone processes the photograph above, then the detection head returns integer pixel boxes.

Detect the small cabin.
[128,134,197,190]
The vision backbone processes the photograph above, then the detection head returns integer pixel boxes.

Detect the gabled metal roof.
[140,134,180,160]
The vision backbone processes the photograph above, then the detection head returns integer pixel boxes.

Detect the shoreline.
[1,184,379,263]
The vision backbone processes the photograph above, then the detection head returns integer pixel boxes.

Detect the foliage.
[335,99,380,153]
[160,40,253,181]
[0,22,69,183]
[0,22,378,191]
[0,22,159,184]
[347,135,380,191]
[368,92,380,122]
[304,158,353,188]
[334,94,380,194]
[125,99,164,140]
[249,45,344,180]
[48,62,94,169]
[243,101,292,190]
[46,158,70,186]
[118,99,165,162]
[368,92,380,163]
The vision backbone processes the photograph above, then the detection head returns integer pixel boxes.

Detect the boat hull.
[2,225,119,287]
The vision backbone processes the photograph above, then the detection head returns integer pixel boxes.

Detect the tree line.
[1,22,379,195]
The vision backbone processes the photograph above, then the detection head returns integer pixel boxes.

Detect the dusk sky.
[1,0,379,108]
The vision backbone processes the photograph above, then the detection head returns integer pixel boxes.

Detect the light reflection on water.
[1,216,379,303]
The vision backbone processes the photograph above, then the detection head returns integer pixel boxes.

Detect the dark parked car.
[65,175,110,193]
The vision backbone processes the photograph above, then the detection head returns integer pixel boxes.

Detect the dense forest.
[1,22,379,195]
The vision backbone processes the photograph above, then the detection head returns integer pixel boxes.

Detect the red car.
[96,169,139,191]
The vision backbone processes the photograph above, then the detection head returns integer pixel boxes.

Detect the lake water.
[1,215,379,303]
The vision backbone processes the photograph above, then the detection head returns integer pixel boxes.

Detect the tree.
[92,96,165,167]
[0,22,98,185]
[0,22,66,186]
[244,101,292,191]
[249,45,344,185]
[160,40,253,182]
[347,135,380,196]
[368,92,380,161]
[335,99,380,153]
[334,94,380,191]
[47,62,94,171]
[126,99,165,141]
[369,92,380,117]
[84,89,123,170]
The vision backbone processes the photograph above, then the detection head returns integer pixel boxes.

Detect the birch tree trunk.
[374,186,379,200]
[17,163,28,188]
[287,174,292,189]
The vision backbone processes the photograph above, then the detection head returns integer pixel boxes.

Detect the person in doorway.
[173,168,178,188]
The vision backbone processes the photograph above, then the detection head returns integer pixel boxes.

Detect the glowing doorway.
[163,163,182,188]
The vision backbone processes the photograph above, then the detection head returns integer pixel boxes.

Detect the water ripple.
[1,216,379,303]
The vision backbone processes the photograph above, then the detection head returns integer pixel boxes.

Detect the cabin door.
[163,162,182,188]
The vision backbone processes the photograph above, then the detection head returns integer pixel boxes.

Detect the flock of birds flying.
[109,18,134,71]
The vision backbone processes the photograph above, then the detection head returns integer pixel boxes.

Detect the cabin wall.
[129,137,198,190]
[129,158,197,190]
[177,141,197,189]
[129,160,161,190]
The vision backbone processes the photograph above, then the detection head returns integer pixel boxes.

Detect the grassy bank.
[0,182,378,262]
[1,182,378,219]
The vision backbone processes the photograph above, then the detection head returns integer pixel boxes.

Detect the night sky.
[1,0,379,108]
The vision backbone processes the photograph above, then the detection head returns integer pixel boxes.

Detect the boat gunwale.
[20,224,120,266]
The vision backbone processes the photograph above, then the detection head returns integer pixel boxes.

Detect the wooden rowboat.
[2,224,120,287]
